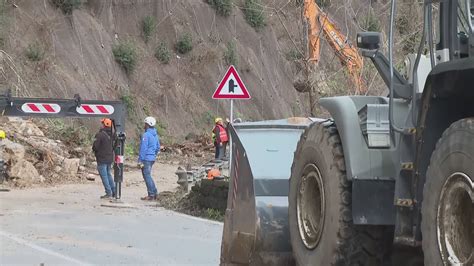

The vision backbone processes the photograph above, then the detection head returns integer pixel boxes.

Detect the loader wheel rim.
[436,172,474,265]
[296,163,325,250]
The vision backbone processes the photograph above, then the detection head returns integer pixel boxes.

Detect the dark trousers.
[215,144,224,159]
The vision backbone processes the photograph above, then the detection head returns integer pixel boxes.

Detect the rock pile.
[0,118,94,187]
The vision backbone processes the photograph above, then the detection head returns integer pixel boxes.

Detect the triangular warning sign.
[212,65,251,99]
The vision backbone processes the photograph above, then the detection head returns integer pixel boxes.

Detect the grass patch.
[155,42,171,64]
[205,208,224,221]
[176,33,193,54]
[142,16,156,43]
[25,42,44,62]
[224,41,238,66]
[243,0,265,29]
[51,0,81,14]
[207,0,233,17]
[112,40,137,74]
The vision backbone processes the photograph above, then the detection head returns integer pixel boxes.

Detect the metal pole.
[229,99,233,169]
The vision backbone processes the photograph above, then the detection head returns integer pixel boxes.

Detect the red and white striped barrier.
[21,103,61,114]
[76,104,114,115]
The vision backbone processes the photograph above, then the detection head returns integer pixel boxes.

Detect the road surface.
[0,166,223,265]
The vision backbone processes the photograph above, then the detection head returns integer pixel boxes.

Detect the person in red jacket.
[213,117,228,159]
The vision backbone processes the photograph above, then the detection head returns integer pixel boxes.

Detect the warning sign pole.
[212,65,250,168]
[229,99,233,169]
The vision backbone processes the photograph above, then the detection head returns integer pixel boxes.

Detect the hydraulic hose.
[389,0,405,134]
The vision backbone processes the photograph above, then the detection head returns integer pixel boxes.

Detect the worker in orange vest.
[212,117,228,159]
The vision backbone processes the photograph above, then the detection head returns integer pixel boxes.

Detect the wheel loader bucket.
[220,118,317,266]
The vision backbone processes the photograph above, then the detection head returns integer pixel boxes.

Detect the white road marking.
[0,230,90,265]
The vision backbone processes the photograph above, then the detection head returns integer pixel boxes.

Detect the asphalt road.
[0,184,223,265]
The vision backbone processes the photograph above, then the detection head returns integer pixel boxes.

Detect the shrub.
[243,0,265,29]
[155,42,171,64]
[207,0,233,17]
[51,0,81,14]
[112,41,137,74]
[49,120,92,146]
[364,10,380,32]
[25,42,44,61]
[224,41,238,66]
[142,16,156,43]
[176,33,193,54]
[316,0,331,8]
[286,48,303,61]
[120,94,135,114]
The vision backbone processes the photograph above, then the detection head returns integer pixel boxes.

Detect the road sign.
[212,65,251,99]
[21,103,61,114]
[76,104,115,115]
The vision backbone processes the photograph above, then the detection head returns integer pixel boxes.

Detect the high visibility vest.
[216,125,228,142]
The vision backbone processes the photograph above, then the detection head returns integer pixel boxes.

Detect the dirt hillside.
[0,0,421,142]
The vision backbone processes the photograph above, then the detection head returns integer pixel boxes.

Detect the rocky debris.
[86,174,96,181]
[1,139,26,162]
[0,118,95,187]
[62,158,80,176]
[7,117,45,137]
[8,159,40,181]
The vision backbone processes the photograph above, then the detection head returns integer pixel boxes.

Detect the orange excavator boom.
[303,0,366,94]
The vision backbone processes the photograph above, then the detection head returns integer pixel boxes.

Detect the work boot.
[140,195,156,201]
[100,194,112,199]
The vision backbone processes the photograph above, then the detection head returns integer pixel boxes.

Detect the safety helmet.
[101,118,112,127]
[144,116,156,127]
[0,130,5,139]
[215,117,223,124]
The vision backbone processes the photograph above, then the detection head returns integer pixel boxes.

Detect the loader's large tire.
[288,123,390,266]
[422,118,474,266]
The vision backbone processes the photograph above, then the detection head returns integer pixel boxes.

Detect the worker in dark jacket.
[93,118,115,199]
[213,117,228,159]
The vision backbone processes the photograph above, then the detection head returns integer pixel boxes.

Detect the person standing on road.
[212,117,228,159]
[138,116,160,201]
[93,118,116,199]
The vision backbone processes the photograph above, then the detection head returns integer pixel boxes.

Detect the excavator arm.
[304,0,366,94]
[0,91,127,199]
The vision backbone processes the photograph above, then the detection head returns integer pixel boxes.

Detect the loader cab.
[437,0,474,60]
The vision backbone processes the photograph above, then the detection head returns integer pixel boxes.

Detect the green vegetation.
[120,93,135,115]
[25,42,44,61]
[243,0,265,29]
[364,9,380,32]
[286,48,303,61]
[49,120,92,146]
[112,41,137,74]
[316,0,331,8]
[156,121,167,138]
[51,0,81,14]
[224,41,238,66]
[155,42,171,64]
[142,16,156,43]
[205,208,224,221]
[124,142,138,157]
[0,0,7,48]
[207,0,233,17]
[176,33,193,54]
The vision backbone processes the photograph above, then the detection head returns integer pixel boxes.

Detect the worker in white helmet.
[138,116,160,200]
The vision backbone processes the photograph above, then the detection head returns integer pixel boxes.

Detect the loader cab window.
[458,0,471,57]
